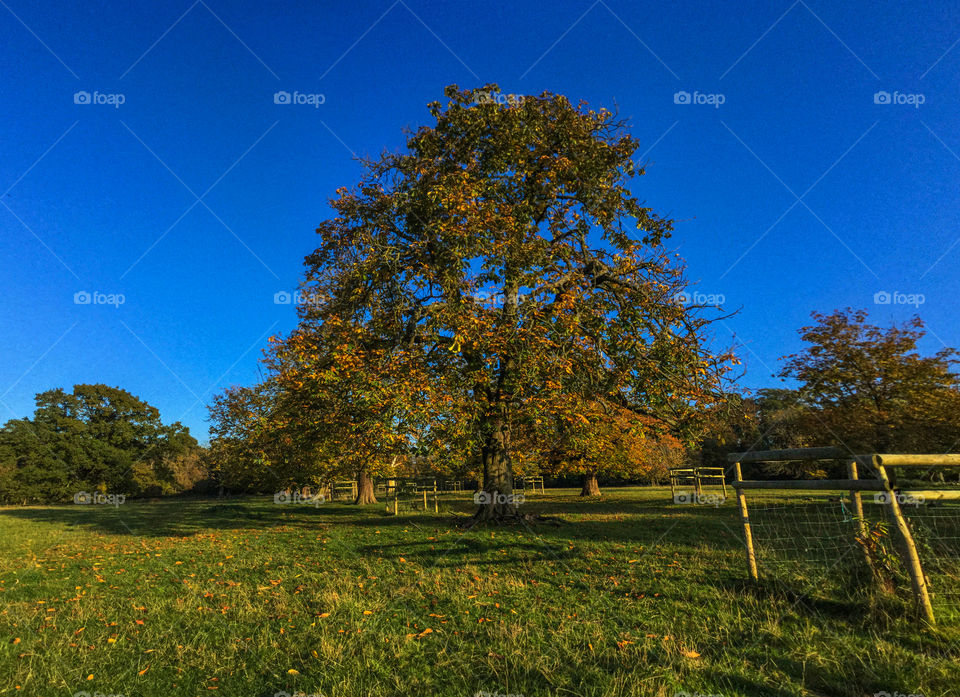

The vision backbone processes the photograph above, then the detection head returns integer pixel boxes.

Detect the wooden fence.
[728,447,960,625]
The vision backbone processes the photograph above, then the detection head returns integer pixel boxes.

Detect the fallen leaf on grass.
[405,627,434,640]
[682,649,701,658]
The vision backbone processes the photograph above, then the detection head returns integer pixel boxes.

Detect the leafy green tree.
[0,384,200,502]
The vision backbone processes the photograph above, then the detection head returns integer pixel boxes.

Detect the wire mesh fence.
[745,490,960,622]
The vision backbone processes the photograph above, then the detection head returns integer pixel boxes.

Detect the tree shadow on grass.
[714,576,873,622]
[352,536,580,570]
[0,497,364,538]
[0,496,748,559]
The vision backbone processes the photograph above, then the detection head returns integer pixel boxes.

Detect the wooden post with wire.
[873,457,936,625]
[847,458,877,579]
[733,461,759,582]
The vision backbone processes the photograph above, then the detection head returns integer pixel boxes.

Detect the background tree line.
[700,308,960,481]
[2,309,957,504]
[0,384,206,503]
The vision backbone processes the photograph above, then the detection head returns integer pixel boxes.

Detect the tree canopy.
[779,308,960,453]
[0,384,201,503]
[211,84,735,520]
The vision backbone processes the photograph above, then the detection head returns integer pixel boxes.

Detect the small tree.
[260,318,435,504]
[537,398,680,495]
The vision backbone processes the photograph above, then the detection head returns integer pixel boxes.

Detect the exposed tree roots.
[460,509,562,529]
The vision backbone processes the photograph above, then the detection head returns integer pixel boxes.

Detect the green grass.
[0,487,957,696]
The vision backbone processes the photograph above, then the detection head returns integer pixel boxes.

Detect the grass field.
[0,487,958,697]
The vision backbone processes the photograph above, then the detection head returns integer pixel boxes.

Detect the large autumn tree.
[780,309,960,454]
[280,84,733,522]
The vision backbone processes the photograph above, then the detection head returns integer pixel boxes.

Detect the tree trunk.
[355,470,377,505]
[580,471,601,497]
[472,419,518,523]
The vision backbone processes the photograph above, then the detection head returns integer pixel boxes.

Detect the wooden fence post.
[734,462,759,582]
[875,461,936,625]
[847,459,877,581]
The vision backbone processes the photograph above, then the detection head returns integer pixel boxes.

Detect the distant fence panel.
[669,466,727,502]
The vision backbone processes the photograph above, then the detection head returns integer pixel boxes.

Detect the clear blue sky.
[2,0,958,442]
